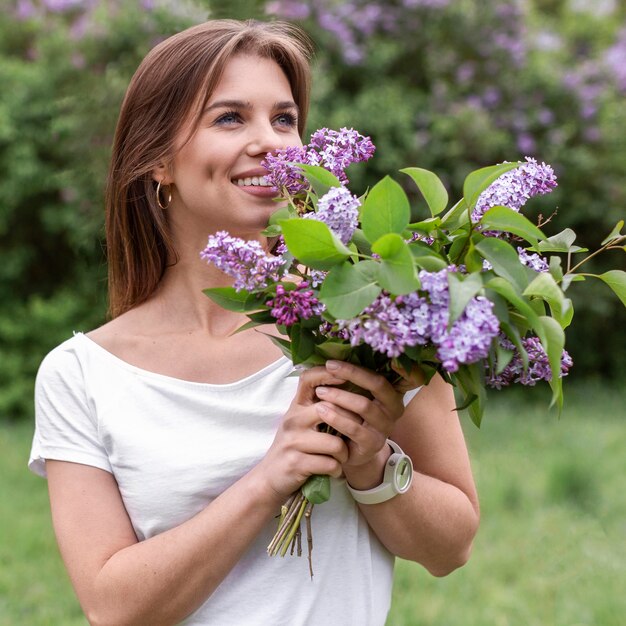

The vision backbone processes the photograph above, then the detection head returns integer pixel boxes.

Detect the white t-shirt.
[29,333,417,626]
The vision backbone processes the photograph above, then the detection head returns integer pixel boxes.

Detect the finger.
[293,366,346,404]
[315,402,387,459]
[324,361,404,418]
[315,386,391,435]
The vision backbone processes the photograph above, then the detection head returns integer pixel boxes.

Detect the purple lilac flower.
[471,157,558,223]
[307,127,376,184]
[305,186,360,244]
[319,320,350,341]
[418,268,500,371]
[261,146,309,195]
[337,292,418,358]
[605,27,626,93]
[262,128,376,195]
[42,0,84,11]
[266,282,323,326]
[517,247,549,272]
[200,231,284,292]
[434,297,500,372]
[487,335,573,388]
[337,268,500,369]
[308,269,328,288]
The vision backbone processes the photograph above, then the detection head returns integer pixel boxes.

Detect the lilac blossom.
[487,335,573,388]
[200,231,284,292]
[262,128,376,195]
[337,268,500,369]
[308,269,328,288]
[266,282,323,326]
[307,127,376,184]
[605,27,626,93]
[434,297,500,372]
[471,157,558,223]
[337,292,420,358]
[517,247,549,272]
[305,186,360,244]
[418,268,500,372]
[261,146,309,195]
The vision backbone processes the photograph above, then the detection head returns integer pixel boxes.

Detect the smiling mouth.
[232,175,272,187]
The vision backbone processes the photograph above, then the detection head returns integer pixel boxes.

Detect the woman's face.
[164,54,303,241]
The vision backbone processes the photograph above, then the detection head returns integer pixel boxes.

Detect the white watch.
[346,440,414,505]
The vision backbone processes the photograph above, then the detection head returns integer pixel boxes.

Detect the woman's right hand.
[254,366,350,502]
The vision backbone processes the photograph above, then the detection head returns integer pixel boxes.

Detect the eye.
[215,111,242,126]
[274,111,298,128]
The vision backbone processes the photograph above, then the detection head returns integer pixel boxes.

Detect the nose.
[246,121,297,157]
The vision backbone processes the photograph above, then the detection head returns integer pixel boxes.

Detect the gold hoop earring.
[156,180,171,210]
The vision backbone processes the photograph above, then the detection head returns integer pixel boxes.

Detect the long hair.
[105,20,313,318]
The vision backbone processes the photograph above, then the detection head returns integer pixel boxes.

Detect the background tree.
[1,0,624,421]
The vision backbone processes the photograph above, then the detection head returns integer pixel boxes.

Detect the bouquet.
[201,128,625,571]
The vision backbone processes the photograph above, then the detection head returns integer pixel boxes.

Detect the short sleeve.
[28,339,112,478]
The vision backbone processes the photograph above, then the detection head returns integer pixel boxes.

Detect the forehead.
[208,53,294,102]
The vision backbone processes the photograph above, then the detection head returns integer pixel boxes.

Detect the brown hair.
[105,19,313,318]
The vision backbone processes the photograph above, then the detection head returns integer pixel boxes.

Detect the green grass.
[388,382,626,626]
[1,382,624,626]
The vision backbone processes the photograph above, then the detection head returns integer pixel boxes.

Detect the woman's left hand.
[313,360,420,471]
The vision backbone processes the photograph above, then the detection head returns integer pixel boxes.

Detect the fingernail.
[316,403,328,415]
[326,360,341,370]
[316,387,328,396]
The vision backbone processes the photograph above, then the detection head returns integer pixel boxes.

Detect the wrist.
[343,444,392,491]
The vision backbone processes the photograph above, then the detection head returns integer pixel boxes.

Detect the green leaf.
[372,233,420,294]
[315,341,353,360]
[298,164,342,196]
[408,217,441,234]
[536,228,588,254]
[453,362,486,427]
[463,162,519,211]
[475,237,530,291]
[409,244,449,271]
[263,333,293,359]
[351,228,373,256]
[360,176,411,243]
[440,198,469,230]
[302,474,331,504]
[591,270,626,307]
[319,261,381,318]
[279,218,351,270]
[447,272,484,326]
[549,256,564,283]
[523,272,573,328]
[479,206,545,245]
[538,316,565,413]
[400,167,448,217]
[268,206,291,226]
[203,287,265,312]
[601,220,624,246]
[291,323,316,364]
[485,277,545,345]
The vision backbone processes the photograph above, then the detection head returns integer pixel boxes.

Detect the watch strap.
[346,439,413,505]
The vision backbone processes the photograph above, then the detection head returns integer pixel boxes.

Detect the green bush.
[1,0,624,421]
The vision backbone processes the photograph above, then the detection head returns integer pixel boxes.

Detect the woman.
[29,19,479,626]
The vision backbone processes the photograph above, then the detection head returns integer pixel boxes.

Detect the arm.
[314,362,479,576]
[46,367,349,626]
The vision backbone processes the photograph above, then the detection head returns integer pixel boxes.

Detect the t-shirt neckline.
[74,332,292,390]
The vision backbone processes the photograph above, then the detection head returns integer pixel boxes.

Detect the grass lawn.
[1,381,624,625]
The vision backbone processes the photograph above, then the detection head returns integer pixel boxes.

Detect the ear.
[152,163,172,185]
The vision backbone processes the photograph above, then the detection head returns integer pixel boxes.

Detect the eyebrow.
[204,99,300,114]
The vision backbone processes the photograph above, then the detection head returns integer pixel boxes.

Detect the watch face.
[395,457,413,491]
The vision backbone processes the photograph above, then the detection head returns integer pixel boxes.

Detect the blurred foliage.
[1,0,624,420]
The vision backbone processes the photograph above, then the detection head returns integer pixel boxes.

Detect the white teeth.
[233,176,271,187]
